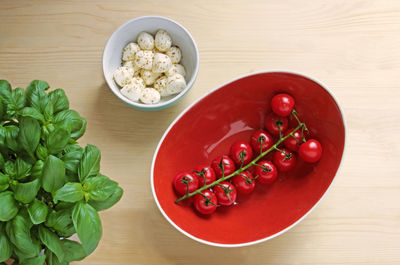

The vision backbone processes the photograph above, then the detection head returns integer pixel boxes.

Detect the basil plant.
[0,80,123,264]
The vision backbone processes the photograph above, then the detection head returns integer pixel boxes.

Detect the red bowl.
[151,71,346,247]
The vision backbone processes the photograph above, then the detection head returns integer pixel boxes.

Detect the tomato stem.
[174,110,306,204]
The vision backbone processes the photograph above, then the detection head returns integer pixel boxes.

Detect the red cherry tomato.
[173,171,199,196]
[229,141,254,166]
[232,170,256,194]
[211,155,236,179]
[299,139,323,163]
[265,113,288,136]
[193,164,216,187]
[283,129,302,151]
[273,148,297,171]
[250,130,274,154]
[194,189,218,215]
[213,181,237,206]
[254,160,278,184]
[271,93,295,117]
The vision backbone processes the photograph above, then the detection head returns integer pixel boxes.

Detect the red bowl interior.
[152,72,345,246]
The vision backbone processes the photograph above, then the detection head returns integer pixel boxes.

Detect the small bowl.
[103,16,199,111]
[151,71,346,247]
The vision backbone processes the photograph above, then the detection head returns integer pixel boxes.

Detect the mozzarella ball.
[140,88,161,104]
[154,75,169,97]
[113,66,134,87]
[166,74,186,95]
[140,69,161,86]
[120,82,143,102]
[154,30,172,52]
[165,64,186,77]
[122,60,140,73]
[134,50,154,70]
[130,77,145,89]
[137,32,154,50]
[122,42,140,61]
[166,46,182,63]
[152,53,172,73]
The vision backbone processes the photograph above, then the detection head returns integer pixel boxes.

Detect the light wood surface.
[1,0,400,264]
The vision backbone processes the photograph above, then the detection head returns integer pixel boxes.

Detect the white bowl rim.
[150,70,347,247]
[102,15,200,110]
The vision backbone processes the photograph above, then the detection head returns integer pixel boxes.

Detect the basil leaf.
[61,146,83,175]
[78,144,100,182]
[54,110,86,140]
[83,174,118,201]
[45,249,67,265]
[72,202,102,255]
[27,198,49,224]
[31,160,44,179]
[26,80,49,96]
[23,255,46,265]
[61,239,86,262]
[15,157,32,180]
[0,172,9,192]
[46,127,70,155]
[48,89,69,114]
[7,87,26,118]
[0,153,4,170]
[35,144,48,161]
[43,100,54,122]
[0,80,12,105]
[38,226,64,262]
[4,125,19,152]
[0,223,12,262]
[4,160,16,177]
[11,178,40,204]
[42,155,66,193]
[5,210,40,258]
[18,117,41,157]
[19,107,45,123]
[0,191,19,221]
[89,186,123,211]
[45,208,74,236]
[26,80,49,113]
[54,182,83,203]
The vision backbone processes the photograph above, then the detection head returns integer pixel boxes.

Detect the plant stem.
[175,119,306,204]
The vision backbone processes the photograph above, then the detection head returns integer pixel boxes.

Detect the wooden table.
[1,1,399,264]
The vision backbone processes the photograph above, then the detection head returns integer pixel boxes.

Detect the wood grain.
[1,0,400,264]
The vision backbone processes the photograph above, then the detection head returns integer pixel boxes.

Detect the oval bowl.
[151,71,346,247]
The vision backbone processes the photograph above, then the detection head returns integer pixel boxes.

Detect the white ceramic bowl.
[103,16,199,111]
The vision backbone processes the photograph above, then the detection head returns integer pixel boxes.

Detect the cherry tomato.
[193,189,218,215]
[232,171,256,194]
[265,113,288,136]
[271,93,295,117]
[299,139,323,163]
[254,160,278,184]
[173,171,199,196]
[273,148,297,172]
[211,155,236,179]
[283,129,302,151]
[213,181,237,206]
[250,130,274,154]
[193,164,216,187]
[229,141,254,166]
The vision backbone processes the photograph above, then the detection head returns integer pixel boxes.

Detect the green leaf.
[0,223,12,262]
[0,153,5,170]
[62,239,86,262]
[72,201,102,255]
[4,160,16,177]
[26,80,49,96]
[89,186,123,211]
[4,125,19,152]
[27,198,49,224]
[26,81,50,115]
[0,191,19,221]
[23,255,46,265]
[38,226,64,262]
[83,174,118,201]
[19,107,45,123]
[36,144,48,161]
[49,89,69,114]
[18,117,41,157]
[0,172,9,192]
[54,110,86,140]
[7,87,26,117]
[15,157,32,180]
[11,178,40,204]
[46,127,70,155]
[78,144,101,182]
[0,80,12,105]
[54,182,83,203]
[31,160,44,179]
[45,208,72,230]
[43,100,54,121]
[5,210,40,258]
[42,155,66,193]
[61,145,83,175]
[45,249,67,265]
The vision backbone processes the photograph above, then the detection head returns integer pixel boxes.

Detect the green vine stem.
[175,110,306,204]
